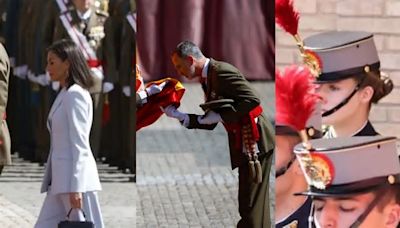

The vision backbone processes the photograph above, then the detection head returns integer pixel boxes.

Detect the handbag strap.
[66,208,88,221]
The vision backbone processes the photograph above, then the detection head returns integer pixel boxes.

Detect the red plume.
[276,65,319,131]
[275,0,299,36]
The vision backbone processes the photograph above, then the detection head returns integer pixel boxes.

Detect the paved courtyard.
[136,82,275,227]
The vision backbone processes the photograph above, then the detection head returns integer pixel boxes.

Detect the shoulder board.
[95,10,109,17]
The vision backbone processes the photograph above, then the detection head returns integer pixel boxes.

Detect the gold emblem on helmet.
[298,153,334,189]
[303,50,322,78]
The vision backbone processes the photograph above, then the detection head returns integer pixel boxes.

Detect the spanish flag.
[136,78,185,131]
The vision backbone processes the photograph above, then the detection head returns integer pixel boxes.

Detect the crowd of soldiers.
[0,0,136,174]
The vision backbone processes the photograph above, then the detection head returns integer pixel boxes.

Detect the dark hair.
[375,185,400,212]
[354,71,393,103]
[174,41,204,59]
[47,39,93,89]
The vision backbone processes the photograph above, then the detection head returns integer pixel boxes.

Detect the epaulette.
[95,9,109,18]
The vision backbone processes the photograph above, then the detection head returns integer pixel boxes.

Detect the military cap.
[303,31,380,83]
[294,136,400,197]
[200,99,236,113]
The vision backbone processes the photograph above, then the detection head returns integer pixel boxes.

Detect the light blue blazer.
[41,84,101,194]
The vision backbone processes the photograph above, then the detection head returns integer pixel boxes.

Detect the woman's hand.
[69,192,83,209]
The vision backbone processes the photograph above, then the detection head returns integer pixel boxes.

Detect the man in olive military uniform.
[116,2,136,172]
[0,43,11,174]
[33,0,73,163]
[163,41,274,228]
[294,136,400,227]
[24,0,56,164]
[101,0,130,168]
[53,0,108,158]
[13,0,37,161]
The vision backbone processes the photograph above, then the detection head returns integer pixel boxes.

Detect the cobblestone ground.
[0,154,136,228]
[137,82,275,228]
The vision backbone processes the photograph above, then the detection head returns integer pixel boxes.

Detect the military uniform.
[14,0,36,161]
[33,0,73,163]
[324,120,378,138]
[53,7,108,157]
[185,59,274,227]
[0,43,11,172]
[294,136,400,227]
[276,197,312,228]
[100,0,131,168]
[302,31,390,140]
[118,8,136,172]
[275,65,322,228]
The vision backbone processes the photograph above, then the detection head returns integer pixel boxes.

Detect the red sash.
[223,105,263,151]
[87,59,102,68]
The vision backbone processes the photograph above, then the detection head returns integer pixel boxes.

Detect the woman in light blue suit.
[35,39,104,228]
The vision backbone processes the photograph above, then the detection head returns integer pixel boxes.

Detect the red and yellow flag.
[137,78,185,131]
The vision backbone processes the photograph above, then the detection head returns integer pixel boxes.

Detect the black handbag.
[58,208,94,228]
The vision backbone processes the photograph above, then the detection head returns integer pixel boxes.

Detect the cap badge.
[303,50,322,78]
[298,153,334,189]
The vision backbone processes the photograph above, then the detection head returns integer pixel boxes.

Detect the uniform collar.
[352,120,369,136]
[77,9,92,20]
[201,58,210,79]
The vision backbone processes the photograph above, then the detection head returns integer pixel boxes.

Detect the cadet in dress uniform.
[163,41,274,228]
[275,65,322,228]
[294,136,400,227]
[301,31,393,138]
[32,0,74,164]
[0,43,11,174]
[116,0,135,171]
[53,0,108,158]
[100,0,129,168]
[25,0,54,163]
[14,0,36,161]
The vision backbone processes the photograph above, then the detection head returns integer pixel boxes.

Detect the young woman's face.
[316,78,364,126]
[46,51,69,83]
[313,193,398,228]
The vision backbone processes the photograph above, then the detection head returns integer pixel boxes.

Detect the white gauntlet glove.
[161,105,189,127]
[146,81,167,96]
[197,111,222,125]
[103,82,114,93]
[122,86,131,97]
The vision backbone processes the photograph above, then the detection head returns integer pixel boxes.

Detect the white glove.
[197,111,222,125]
[91,67,104,80]
[103,82,114,93]
[122,86,131,97]
[160,105,189,126]
[26,70,37,83]
[146,81,167,96]
[36,73,51,86]
[14,65,28,79]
